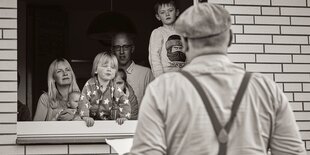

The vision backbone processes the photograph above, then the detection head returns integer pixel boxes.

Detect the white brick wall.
[235,16,254,24]
[281,26,310,35]
[292,17,310,25]
[273,35,308,44]
[255,16,290,25]
[256,54,291,63]
[281,7,310,16]
[244,25,280,34]
[272,0,307,6]
[0,0,309,154]
[235,0,270,6]
[261,7,280,15]
[301,46,310,53]
[236,34,272,43]
[265,45,300,53]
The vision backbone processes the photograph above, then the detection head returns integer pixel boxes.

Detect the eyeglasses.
[112,44,133,52]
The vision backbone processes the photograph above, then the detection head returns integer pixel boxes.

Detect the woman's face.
[54,61,72,86]
[115,74,125,91]
[97,60,117,81]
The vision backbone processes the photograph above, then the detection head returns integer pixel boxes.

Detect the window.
[17,0,192,144]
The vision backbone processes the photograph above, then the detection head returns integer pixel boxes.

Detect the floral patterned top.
[79,77,131,120]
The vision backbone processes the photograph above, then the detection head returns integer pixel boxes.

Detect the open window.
[17,0,192,144]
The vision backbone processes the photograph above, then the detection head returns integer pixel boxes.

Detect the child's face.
[68,94,79,109]
[97,60,117,81]
[115,74,125,91]
[156,4,179,26]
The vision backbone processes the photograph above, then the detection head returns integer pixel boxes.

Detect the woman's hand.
[116,118,127,125]
[82,117,95,127]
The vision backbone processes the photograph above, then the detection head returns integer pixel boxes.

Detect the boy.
[149,0,186,78]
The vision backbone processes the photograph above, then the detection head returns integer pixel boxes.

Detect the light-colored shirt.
[130,54,306,155]
[126,61,154,105]
[34,92,67,121]
[80,77,131,120]
[149,26,186,77]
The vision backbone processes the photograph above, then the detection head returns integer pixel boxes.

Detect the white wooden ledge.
[16,121,137,144]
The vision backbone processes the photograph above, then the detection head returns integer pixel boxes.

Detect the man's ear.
[181,37,189,53]
[131,45,135,54]
[228,29,233,47]
[155,14,161,21]
[176,9,180,17]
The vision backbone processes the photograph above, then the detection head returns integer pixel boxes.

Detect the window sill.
[16,121,137,144]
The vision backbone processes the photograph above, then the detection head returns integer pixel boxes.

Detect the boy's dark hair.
[154,0,177,14]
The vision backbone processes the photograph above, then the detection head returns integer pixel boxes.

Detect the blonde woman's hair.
[91,52,118,77]
[47,58,80,102]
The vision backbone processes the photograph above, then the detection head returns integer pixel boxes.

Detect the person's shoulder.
[250,72,276,86]
[85,77,96,85]
[151,26,164,34]
[134,64,151,72]
[150,72,183,87]
[37,92,50,105]
[39,92,49,99]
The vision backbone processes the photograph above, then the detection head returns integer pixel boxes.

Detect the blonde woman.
[33,58,94,126]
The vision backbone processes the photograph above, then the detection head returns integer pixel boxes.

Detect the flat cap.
[175,3,231,38]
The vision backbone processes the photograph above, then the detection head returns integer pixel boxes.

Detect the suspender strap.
[180,71,252,155]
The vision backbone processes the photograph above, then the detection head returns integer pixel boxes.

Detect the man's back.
[130,55,305,155]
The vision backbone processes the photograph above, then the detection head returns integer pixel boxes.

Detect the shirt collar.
[183,54,243,74]
[126,61,135,74]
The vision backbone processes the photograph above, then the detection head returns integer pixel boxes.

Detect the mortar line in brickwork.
[0,7,16,9]
[0,70,17,72]
[223,4,310,8]
[263,44,266,53]
[290,54,293,64]
[0,59,17,61]
[67,144,70,154]
[252,15,255,24]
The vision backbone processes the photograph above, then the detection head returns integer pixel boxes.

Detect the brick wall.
[0,0,309,154]
[211,0,310,153]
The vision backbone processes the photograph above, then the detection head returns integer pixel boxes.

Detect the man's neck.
[119,60,133,71]
[163,24,175,30]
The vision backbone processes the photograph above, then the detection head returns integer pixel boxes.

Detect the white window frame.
[16,121,137,144]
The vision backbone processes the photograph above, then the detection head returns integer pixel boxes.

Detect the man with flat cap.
[129,3,306,155]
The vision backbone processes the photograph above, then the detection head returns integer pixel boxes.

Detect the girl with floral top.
[115,68,139,120]
[80,52,131,125]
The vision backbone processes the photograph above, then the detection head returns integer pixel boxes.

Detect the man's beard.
[167,50,186,62]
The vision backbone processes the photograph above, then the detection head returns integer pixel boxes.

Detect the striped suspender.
[180,71,252,155]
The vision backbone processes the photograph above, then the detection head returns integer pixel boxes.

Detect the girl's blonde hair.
[47,58,80,102]
[91,52,118,77]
